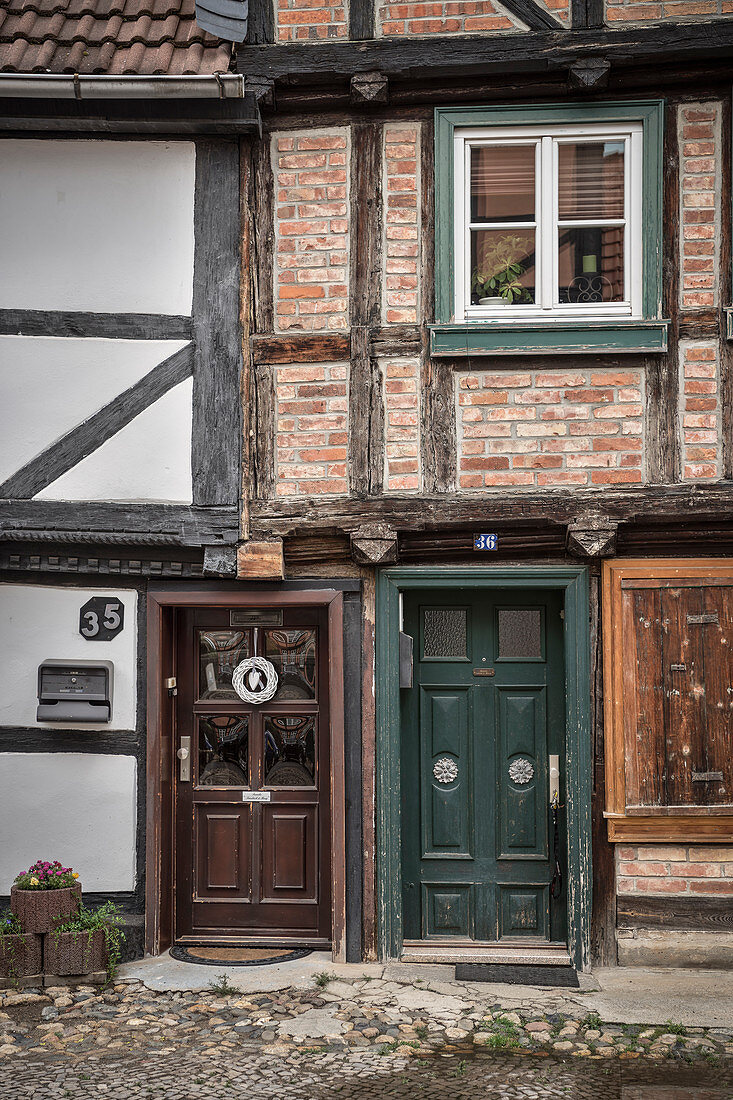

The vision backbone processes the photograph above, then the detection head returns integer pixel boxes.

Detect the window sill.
[429,318,669,357]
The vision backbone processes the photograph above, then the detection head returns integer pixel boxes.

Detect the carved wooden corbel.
[566,517,618,558]
[567,59,610,92]
[350,72,389,106]
[350,523,398,565]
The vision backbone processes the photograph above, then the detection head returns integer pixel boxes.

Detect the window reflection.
[198,715,249,787]
[199,631,250,700]
[264,715,316,787]
[265,630,317,700]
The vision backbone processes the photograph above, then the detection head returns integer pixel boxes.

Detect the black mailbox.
[37,660,113,723]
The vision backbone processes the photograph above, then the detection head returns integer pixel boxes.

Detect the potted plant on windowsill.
[0,911,42,987]
[472,233,533,306]
[45,901,125,984]
[10,860,82,934]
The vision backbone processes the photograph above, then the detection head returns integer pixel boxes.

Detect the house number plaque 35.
[79,597,124,641]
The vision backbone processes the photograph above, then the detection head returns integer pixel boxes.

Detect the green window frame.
[432,100,667,357]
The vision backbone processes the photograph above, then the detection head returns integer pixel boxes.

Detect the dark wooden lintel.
[0,310,192,341]
[250,484,733,538]
[252,333,351,364]
[617,894,733,932]
[236,22,733,84]
[0,503,239,547]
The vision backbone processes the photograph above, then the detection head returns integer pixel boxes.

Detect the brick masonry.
[606,0,733,21]
[456,368,644,490]
[274,362,349,496]
[679,339,721,482]
[276,0,347,41]
[383,125,421,325]
[381,357,421,492]
[678,102,722,311]
[617,845,733,896]
[273,130,350,333]
[376,0,522,36]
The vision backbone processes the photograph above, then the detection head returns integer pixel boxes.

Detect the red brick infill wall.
[274,363,349,495]
[617,846,733,896]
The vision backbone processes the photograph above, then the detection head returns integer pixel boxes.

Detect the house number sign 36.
[79,597,124,641]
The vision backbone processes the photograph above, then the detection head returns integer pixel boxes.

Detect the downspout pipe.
[0,74,245,99]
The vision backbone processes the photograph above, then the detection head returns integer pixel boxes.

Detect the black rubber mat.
[454,963,579,986]
[169,945,312,967]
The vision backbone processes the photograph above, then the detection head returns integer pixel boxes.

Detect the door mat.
[455,963,579,987]
[170,945,312,967]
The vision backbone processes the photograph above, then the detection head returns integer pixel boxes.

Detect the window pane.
[265,629,317,701]
[471,230,536,305]
[558,141,625,221]
[558,227,625,304]
[470,145,535,223]
[264,716,316,787]
[199,631,250,700]
[198,716,249,787]
[423,607,468,659]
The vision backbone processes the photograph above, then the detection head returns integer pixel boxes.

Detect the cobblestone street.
[1,972,732,1099]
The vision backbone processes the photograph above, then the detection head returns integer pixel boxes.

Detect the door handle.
[549,754,560,808]
[177,736,191,782]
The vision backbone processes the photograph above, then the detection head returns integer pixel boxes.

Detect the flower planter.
[44,928,107,977]
[10,885,81,934]
[0,933,42,982]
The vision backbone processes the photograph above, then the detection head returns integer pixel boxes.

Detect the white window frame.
[453,121,644,324]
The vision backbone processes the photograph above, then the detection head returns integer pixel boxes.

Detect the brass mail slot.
[692,771,724,782]
[473,668,495,677]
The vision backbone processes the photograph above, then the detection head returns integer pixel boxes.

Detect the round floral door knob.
[508,757,534,785]
[433,757,459,784]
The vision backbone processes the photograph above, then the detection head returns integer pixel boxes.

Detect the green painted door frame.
[376,566,592,971]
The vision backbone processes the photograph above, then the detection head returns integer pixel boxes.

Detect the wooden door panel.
[497,688,548,860]
[261,806,318,901]
[420,688,472,859]
[422,883,474,938]
[498,884,550,940]
[194,806,251,899]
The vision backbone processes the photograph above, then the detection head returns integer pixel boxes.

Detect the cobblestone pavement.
[1,977,732,1099]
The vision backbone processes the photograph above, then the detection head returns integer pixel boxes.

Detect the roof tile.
[0,0,232,74]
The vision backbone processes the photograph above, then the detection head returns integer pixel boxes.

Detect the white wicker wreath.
[231,657,279,704]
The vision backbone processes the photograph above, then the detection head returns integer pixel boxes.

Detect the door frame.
[376,566,591,970]
[145,585,346,961]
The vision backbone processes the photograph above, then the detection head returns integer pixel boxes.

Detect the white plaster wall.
[0,754,136,892]
[36,377,193,503]
[0,586,137,730]
[0,139,195,314]
[0,336,188,483]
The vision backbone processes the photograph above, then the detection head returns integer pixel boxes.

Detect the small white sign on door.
[241,791,271,802]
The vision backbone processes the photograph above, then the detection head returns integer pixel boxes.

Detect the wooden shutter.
[603,559,733,843]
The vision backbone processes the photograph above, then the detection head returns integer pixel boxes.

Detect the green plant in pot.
[0,910,42,987]
[472,233,533,305]
[10,860,82,934]
[47,901,126,985]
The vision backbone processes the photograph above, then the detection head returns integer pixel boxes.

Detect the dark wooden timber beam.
[249,483,733,536]
[499,0,564,30]
[252,333,351,364]
[235,22,733,84]
[0,503,238,546]
[0,310,192,341]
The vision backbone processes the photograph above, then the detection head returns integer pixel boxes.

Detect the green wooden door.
[400,589,567,944]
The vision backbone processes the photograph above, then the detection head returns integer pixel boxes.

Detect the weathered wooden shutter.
[603,559,733,843]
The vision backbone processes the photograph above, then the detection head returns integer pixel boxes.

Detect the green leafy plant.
[472,233,533,303]
[208,972,239,996]
[51,900,125,984]
[663,1019,687,1036]
[13,860,80,890]
[314,971,335,989]
[478,1014,521,1050]
[582,1011,602,1030]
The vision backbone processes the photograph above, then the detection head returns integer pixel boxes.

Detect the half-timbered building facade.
[1,0,732,971]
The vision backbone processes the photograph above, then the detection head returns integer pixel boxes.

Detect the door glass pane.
[471,229,536,305]
[558,141,625,221]
[265,629,317,700]
[198,715,249,787]
[199,630,250,700]
[497,609,543,660]
[264,715,316,787]
[422,607,468,659]
[558,226,624,304]
[470,145,535,223]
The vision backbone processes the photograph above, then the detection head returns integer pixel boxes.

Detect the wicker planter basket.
[10,885,82,934]
[44,928,107,977]
[0,933,42,981]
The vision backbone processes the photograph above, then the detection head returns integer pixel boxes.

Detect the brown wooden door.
[174,606,331,945]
